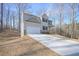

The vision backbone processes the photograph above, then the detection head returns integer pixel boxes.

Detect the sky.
[4,3,79,25]
[26,3,79,25]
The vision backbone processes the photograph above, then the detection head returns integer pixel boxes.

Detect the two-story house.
[24,13,53,34]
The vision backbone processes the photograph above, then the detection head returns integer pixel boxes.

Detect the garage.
[24,13,41,34]
[24,21,41,34]
[26,26,41,34]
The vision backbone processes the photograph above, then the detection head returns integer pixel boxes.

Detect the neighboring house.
[23,13,53,34]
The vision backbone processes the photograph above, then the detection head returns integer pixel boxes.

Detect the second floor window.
[48,21,52,25]
[42,18,47,22]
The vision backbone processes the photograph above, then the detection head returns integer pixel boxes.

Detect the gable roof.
[42,13,48,19]
[23,13,41,23]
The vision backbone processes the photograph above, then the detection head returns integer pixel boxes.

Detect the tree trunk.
[71,4,75,38]
[6,7,10,29]
[21,12,24,37]
[59,4,64,35]
[18,4,21,33]
[0,3,3,32]
[13,15,15,29]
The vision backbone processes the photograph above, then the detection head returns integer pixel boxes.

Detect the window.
[42,18,45,22]
[43,26,48,30]
[45,19,47,22]
[48,20,52,25]
[42,18,47,22]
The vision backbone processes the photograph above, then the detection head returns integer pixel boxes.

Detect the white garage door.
[26,26,40,34]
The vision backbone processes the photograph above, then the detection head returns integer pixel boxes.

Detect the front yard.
[0,29,58,56]
[1,29,79,56]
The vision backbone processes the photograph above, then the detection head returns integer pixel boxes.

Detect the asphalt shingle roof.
[23,13,41,23]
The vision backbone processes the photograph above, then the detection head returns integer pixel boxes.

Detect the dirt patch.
[0,29,20,42]
[0,36,59,56]
[0,30,59,56]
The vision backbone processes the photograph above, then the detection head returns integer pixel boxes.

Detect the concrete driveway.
[28,34,79,56]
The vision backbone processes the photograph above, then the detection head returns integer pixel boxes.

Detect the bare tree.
[16,3,21,33]
[47,4,61,34]
[48,4,64,35]
[37,6,47,20]
[0,3,3,32]
[58,4,64,35]
[6,5,10,29]
[69,3,77,38]
[16,3,29,37]
[9,11,14,29]
[12,13,15,29]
